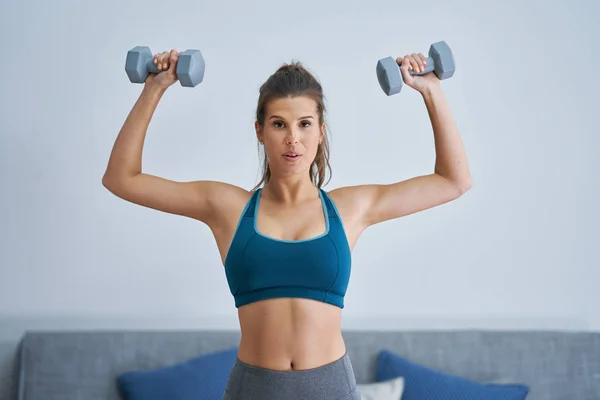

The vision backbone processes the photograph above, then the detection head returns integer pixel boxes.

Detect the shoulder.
[213,182,255,211]
[323,185,376,214]
[197,180,253,208]
[321,185,373,230]
[200,181,254,227]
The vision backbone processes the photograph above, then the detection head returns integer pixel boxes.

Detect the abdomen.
[236,298,346,371]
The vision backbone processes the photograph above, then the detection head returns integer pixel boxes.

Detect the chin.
[274,162,309,175]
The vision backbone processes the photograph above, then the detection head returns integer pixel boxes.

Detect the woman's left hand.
[396,53,440,94]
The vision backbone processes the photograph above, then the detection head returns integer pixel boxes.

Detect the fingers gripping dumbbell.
[376,41,455,96]
[125,46,205,88]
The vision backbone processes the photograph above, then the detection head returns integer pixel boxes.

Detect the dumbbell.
[125,46,205,88]
[376,41,455,96]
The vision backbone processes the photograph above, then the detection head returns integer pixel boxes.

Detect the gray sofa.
[8,329,600,399]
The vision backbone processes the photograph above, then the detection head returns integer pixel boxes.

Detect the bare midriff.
[236,297,346,371]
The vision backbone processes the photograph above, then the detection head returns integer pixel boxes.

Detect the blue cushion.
[116,347,238,400]
[376,350,529,400]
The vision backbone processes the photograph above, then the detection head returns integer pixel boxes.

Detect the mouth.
[282,152,302,161]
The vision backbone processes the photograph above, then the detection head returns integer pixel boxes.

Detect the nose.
[285,130,299,144]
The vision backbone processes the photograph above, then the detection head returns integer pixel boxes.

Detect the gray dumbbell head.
[125,46,154,84]
[429,41,455,80]
[176,50,205,87]
[125,46,205,87]
[376,56,402,96]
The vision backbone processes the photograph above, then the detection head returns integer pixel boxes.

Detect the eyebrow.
[269,115,314,120]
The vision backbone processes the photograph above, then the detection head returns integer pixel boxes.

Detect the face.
[255,96,324,179]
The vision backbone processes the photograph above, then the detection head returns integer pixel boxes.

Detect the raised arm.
[331,51,472,231]
[102,49,246,225]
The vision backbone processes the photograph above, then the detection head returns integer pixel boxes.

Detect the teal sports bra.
[224,188,352,309]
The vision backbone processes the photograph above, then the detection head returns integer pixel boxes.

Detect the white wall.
[1,0,599,334]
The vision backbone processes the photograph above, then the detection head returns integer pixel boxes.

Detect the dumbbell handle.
[146,58,174,74]
[407,57,435,76]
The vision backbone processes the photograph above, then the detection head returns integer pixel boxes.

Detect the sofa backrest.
[16,330,600,399]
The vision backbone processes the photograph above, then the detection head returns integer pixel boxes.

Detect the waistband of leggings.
[233,350,350,377]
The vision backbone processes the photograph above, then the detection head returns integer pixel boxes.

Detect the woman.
[102,48,472,399]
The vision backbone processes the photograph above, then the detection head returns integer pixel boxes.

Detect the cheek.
[301,130,320,145]
[306,136,321,153]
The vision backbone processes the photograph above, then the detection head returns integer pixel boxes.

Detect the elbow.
[102,171,139,198]
[102,174,116,194]
[456,176,473,195]
[102,173,123,194]
[438,173,473,196]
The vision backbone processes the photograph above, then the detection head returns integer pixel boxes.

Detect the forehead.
[266,96,317,118]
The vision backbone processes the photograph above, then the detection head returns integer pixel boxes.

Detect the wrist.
[142,83,167,98]
[420,82,442,99]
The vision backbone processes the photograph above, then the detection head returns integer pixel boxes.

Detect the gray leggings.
[222,352,362,400]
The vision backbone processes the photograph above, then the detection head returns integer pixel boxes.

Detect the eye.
[271,120,312,128]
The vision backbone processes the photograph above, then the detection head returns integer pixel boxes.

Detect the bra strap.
[243,188,261,218]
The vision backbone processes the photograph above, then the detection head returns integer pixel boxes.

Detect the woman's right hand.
[145,49,180,90]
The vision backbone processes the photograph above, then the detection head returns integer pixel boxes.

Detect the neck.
[262,175,318,205]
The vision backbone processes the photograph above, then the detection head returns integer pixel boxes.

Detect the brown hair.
[252,60,332,191]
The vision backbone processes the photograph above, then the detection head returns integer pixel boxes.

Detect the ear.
[255,121,263,143]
